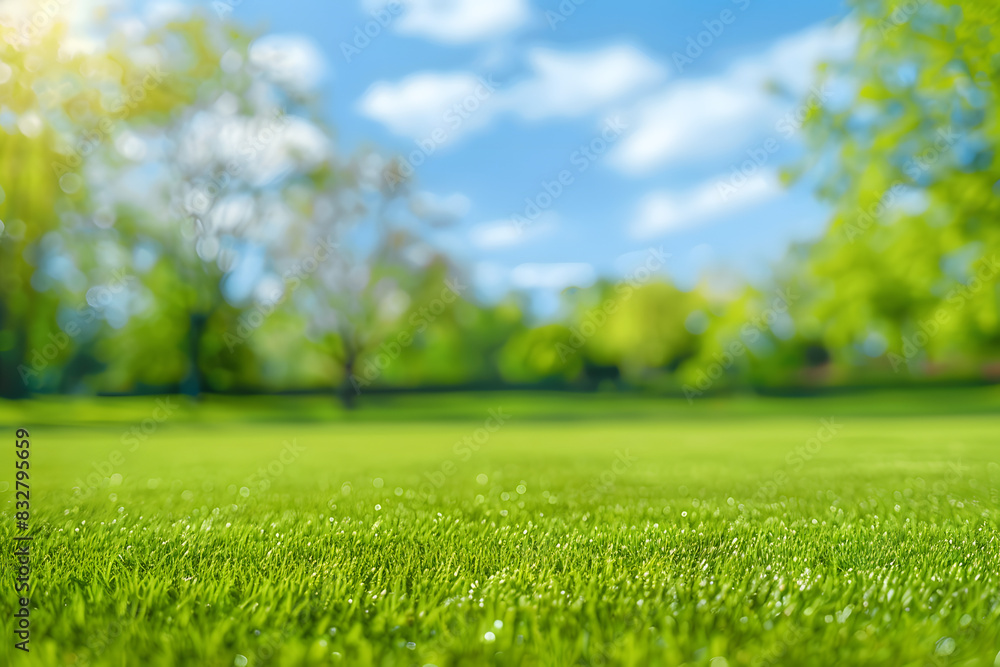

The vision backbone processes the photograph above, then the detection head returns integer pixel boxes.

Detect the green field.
[3,390,1000,666]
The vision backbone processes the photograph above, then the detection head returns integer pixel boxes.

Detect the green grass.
[3,390,1000,666]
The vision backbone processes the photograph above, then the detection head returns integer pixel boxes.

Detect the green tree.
[792,0,1000,378]
[0,17,179,395]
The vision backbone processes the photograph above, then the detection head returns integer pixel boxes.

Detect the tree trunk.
[338,355,358,409]
[0,346,30,399]
[180,312,209,399]
[0,307,29,399]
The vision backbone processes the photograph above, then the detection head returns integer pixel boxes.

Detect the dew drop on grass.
[234,656,248,667]
[484,632,495,642]
[935,638,956,656]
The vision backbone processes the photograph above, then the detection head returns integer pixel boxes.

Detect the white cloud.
[511,263,596,290]
[610,20,857,174]
[410,191,471,225]
[357,72,497,141]
[469,212,556,249]
[357,44,661,142]
[611,81,772,175]
[504,45,664,121]
[469,222,525,250]
[249,35,326,93]
[629,172,781,239]
[364,0,529,44]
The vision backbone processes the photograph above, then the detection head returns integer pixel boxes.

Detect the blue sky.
[189,0,854,310]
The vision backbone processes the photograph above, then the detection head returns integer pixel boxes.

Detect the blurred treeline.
[1,0,998,404]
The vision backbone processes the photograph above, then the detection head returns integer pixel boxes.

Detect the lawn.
[3,390,1000,666]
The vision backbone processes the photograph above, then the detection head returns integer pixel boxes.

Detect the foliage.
[791,0,1000,376]
[4,0,1000,400]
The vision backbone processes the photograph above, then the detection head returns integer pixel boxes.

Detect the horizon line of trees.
[2,0,999,406]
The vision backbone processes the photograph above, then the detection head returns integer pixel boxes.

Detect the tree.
[286,153,462,407]
[0,15,168,395]
[574,280,703,387]
[138,16,331,396]
[791,0,1000,377]
[0,5,362,397]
